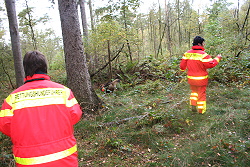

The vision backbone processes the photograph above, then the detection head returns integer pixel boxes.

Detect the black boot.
[191,105,197,112]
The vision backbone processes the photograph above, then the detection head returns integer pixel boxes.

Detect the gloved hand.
[217,54,222,59]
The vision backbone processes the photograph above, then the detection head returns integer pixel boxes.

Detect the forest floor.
[0,79,249,167]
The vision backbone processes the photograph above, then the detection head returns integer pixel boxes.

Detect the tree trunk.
[157,1,162,58]
[58,0,102,113]
[88,0,95,31]
[157,24,167,58]
[4,0,25,88]
[25,0,37,50]
[122,1,132,61]
[79,0,93,72]
[165,1,172,56]
[107,40,112,80]
[149,12,153,54]
[176,0,181,46]
[79,0,89,38]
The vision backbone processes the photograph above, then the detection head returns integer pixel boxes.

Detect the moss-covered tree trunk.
[58,0,102,113]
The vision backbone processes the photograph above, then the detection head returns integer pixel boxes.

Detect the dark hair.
[23,51,48,77]
[193,36,205,46]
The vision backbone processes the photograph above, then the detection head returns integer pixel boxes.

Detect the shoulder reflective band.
[0,109,14,117]
[214,57,220,62]
[66,97,78,107]
[201,58,213,62]
[188,75,208,80]
[14,145,77,165]
[64,86,78,107]
[182,53,208,60]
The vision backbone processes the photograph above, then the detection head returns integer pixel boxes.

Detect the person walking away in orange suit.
[0,51,82,166]
[180,36,222,114]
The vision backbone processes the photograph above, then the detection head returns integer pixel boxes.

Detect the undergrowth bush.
[209,55,250,87]
[97,53,249,89]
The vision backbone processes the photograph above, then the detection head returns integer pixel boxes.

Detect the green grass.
[74,80,249,167]
[0,80,249,167]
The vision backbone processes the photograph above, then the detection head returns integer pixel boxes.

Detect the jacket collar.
[24,74,50,83]
[192,45,205,51]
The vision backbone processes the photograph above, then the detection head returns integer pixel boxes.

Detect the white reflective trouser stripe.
[197,101,206,114]
[191,93,198,96]
[190,97,198,100]
[190,93,198,101]
[14,145,77,165]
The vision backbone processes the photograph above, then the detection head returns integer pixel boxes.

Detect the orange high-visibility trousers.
[189,85,207,114]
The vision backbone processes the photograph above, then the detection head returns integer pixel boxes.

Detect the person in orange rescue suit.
[0,51,82,167]
[180,36,222,114]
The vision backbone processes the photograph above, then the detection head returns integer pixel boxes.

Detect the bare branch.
[90,44,125,78]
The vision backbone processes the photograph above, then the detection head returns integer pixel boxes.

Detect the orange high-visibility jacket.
[180,45,221,86]
[0,74,82,166]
